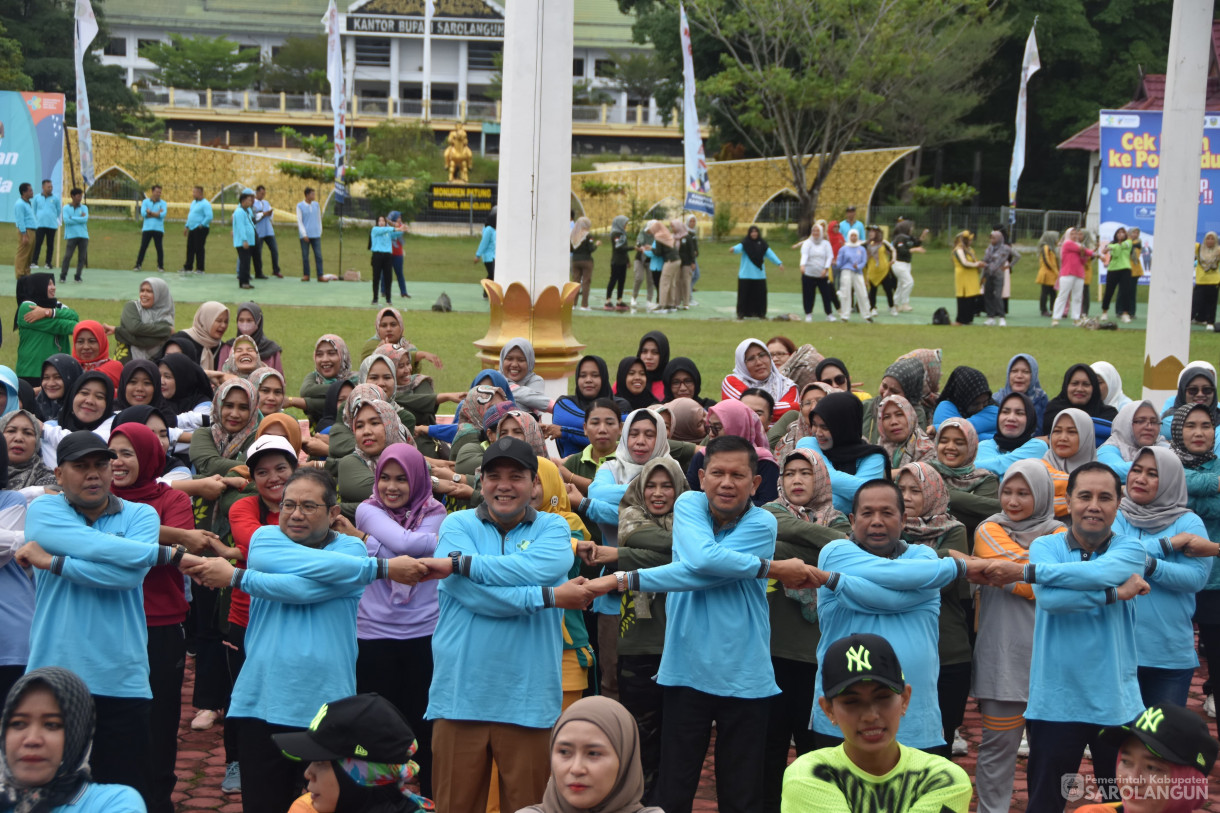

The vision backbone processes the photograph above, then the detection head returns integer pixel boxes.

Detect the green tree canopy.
[260,35,327,94]
[141,34,260,91]
[0,21,30,90]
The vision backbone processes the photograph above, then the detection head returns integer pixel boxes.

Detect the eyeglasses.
[1187,387,1216,398]
[281,500,326,516]
[744,352,770,365]
[707,422,724,436]
[822,375,847,387]
[1131,417,1160,427]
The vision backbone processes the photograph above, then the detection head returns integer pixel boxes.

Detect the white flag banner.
[74,0,98,187]
[323,0,347,201]
[1008,23,1040,210]
[679,3,713,215]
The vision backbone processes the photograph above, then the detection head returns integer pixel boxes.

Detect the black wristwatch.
[449,550,461,575]
[170,544,188,567]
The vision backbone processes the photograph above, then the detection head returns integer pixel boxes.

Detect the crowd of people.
[1,271,1220,813]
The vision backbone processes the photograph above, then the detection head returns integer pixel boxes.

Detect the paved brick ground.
[172,660,1220,812]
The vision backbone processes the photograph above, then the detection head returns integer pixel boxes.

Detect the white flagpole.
[1007,19,1040,226]
[423,0,434,119]
[74,0,99,189]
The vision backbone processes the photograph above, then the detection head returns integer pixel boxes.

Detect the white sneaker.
[1017,732,1030,757]
[688,298,698,306]
[826,313,838,322]
[629,297,637,308]
[646,302,658,310]
[804,314,813,322]
[840,315,851,322]
[889,307,898,316]
[899,304,914,312]
[1052,319,1060,326]
[984,318,995,326]
[998,317,1007,326]
[1121,313,1132,323]
[1100,311,1110,321]
[869,307,878,317]
[1206,695,1216,718]
[952,729,968,756]
[578,306,591,311]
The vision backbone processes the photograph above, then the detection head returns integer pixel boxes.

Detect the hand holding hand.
[180,529,222,555]
[1116,573,1151,601]
[185,557,236,588]
[768,558,818,589]
[576,540,598,566]
[15,541,51,571]
[193,475,227,502]
[416,557,453,581]
[553,576,596,609]
[981,559,1025,586]
[1183,537,1220,558]
[386,556,429,585]
[585,574,619,596]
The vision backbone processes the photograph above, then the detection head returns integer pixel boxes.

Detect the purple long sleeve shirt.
[354,501,444,640]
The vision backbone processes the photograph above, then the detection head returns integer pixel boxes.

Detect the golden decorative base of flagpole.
[474,279,586,378]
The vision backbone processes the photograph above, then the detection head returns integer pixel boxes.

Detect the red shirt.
[227,494,279,628]
[142,488,194,626]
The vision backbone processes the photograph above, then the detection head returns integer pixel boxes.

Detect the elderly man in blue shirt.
[32,178,60,269]
[13,181,35,277]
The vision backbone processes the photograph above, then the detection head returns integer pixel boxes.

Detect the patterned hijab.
[898,348,943,411]
[898,461,963,544]
[210,378,260,460]
[883,358,925,405]
[993,353,1049,418]
[779,344,824,392]
[1102,400,1167,461]
[877,394,935,468]
[980,459,1065,547]
[618,457,688,543]
[775,382,833,460]
[375,343,431,394]
[1043,408,1097,473]
[939,366,991,417]
[220,336,260,376]
[456,382,510,438]
[487,408,548,458]
[1170,403,1217,469]
[1119,446,1191,530]
[774,448,843,527]
[345,387,411,470]
[0,411,55,490]
[0,667,95,813]
[709,398,775,463]
[930,417,990,488]
[605,410,671,485]
[731,338,795,404]
[367,443,446,530]
[306,334,353,387]
[359,353,399,389]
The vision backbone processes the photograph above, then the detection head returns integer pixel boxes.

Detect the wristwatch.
[449,550,462,575]
[169,544,188,567]
[614,570,628,593]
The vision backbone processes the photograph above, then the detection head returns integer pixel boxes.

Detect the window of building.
[355,38,391,66]
[594,58,615,78]
[572,58,585,77]
[467,41,501,72]
[103,37,127,57]
[270,45,282,60]
[137,39,162,57]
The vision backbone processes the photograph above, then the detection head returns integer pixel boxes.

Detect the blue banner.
[0,92,65,223]
[1098,109,1220,282]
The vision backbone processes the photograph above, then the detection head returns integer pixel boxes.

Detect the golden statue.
[444,125,474,183]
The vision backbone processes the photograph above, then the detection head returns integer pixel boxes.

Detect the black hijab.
[814,357,851,389]
[940,366,992,417]
[637,330,670,387]
[17,381,43,422]
[993,391,1040,452]
[116,359,171,413]
[571,354,613,411]
[160,332,203,365]
[615,356,659,411]
[663,356,715,406]
[219,302,282,361]
[742,226,769,267]
[112,404,186,475]
[59,371,114,432]
[485,206,497,229]
[159,353,213,415]
[1043,363,1117,433]
[319,379,355,432]
[13,273,58,330]
[812,391,889,475]
[35,354,83,422]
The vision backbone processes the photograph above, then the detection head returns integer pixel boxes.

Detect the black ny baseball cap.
[481,436,538,473]
[56,431,117,465]
[1099,703,1219,775]
[820,633,905,699]
[273,694,416,763]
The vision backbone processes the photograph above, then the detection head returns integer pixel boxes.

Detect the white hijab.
[1091,361,1132,410]
[731,338,795,403]
[604,409,671,485]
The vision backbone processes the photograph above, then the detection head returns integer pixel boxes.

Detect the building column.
[389,37,401,115]
[458,40,469,106]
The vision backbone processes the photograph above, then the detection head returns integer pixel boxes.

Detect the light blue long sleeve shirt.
[794,440,886,514]
[731,243,782,280]
[61,204,89,240]
[814,539,964,749]
[370,225,397,253]
[0,490,31,668]
[34,193,61,229]
[1025,530,1147,725]
[932,401,999,441]
[139,198,166,233]
[632,492,779,699]
[427,505,573,729]
[1184,456,1220,590]
[975,437,1048,476]
[186,198,213,230]
[14,199,34,233]
[476,225,496,261]
[232,206,255,248]
[587,466,633,613]
[229,526,383,726]
[1112,513,1211,669]
[839,220,866,242]
[835,244,866,272]
[25,494,162,699]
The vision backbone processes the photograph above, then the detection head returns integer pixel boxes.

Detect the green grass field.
[5,219,1193,418]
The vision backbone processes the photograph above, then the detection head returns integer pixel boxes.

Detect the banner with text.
[1099,109,1220,282]
[0,92,65,223]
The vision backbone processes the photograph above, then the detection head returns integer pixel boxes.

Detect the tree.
[604,49,672,107]
[141,34,260,90]
[0,21,30,90]
[680,0,997,232]
[260,36,327,94]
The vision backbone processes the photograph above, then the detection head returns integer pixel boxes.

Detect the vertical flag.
[324,0,347,202]
[1007,21,1040,217]
[679,3,713,215]
[74,0,98,187]
[423,0,435,116]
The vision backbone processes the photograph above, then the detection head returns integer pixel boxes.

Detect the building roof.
[1059,20,1220,151]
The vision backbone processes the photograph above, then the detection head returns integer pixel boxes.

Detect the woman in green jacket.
[14,273,78,386]
[113,277,174,362]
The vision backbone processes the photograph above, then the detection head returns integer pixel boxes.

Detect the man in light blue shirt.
[181,185,212,274]
[60,188,89,282]
[252,185,280,278]
[233,190,256,290]
[134,184,167,272]
[297,187,324,281]
[13,181,35,276]
[839,205,865,243]
[32,178,60,269]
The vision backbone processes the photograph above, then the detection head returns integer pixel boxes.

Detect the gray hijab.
[611,215,629,239]
[1043,408,1096,473]
[1101,400,1167,461]
[1119,446,1191,530]
[979,459,1064,547]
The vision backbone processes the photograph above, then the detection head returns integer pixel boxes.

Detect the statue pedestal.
[474,280,586,400]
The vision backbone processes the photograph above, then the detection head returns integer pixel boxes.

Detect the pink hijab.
[709,399,776,463]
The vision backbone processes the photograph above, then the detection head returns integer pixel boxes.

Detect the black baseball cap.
[1099,703,1219,775]
[481,436,538,473]
[820,633,905,698]
[56,431,117,465]
[273,694,416,763]
[845,205,857,211]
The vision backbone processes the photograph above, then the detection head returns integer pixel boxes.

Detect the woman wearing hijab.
[116,358,172,416]
[158,353,214,426]
[976,392,1047,476]
[500,338,551,413]
[475,205,497,292]
[1,667,146,813]
[642,221,679,314]
[39,372,115,467]
[895,461,973,755]
[1035,230,1060,316]
[109,421,195,813]
[605,215,630,310]
[0,369,16,423]
[0,410,55,489]
[190,379,259,480]
[1090,361,1132,413]
[70,320,122,389]
[1042,363,1117,439]
[570,216,600,311]
[861,357,927,443]
[632,331,668,402]
[992,354,1049,430]
[773,383,833,459]
[721,338,799,419]
[676,217,697,310]
[950,230,983,325]
[863,225,896,316]
[336,388,411,520]
[877,395,936,469]
[167,301,229,372]
[113,277,174,363]
[35,354,82,423]
[731,225,783,319]
[663,399,706,444]
[515,695,662,813]
[933,366,998,440]
[1160,363,1219,445]
[300,334,356,426]
[613,357,659,412]
[687,399,780,505]
[215,302,283,374]
[1097,400,1167,482]
[661,357,713,408]
[795,392,887,513]
[972,461,1065,813]
[979,229,1014,326]
[1111,447,1211,707]
[813,357,866,399]
[1100,227,1136,323]
[760,449,846,811]
[1195,231,1220,324]
[1042,409,1096,516]
[834,230,870,321]
[553,355,620,458]
[349,442,446,798]
[930,417,1001,540]
[14,273,78,386]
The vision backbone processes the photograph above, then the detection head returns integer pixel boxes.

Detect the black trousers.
[802,275,835,315]
[252,234,279,276]
[1040,284,1056,314]
[655,685,768,813]
[184,226,209,271]
[238,717,306,813]
[147,623,185,813]
[1102,267,1130,312]
[617,654,665,803]
[607,263,627,301]
[356,636,435,798]
[136,231,165,269]
[955,295,978,325]
[371,252,393,302]
[737,278,768,319]
[224,623,247,764]
[484,260,495,280]
[33,227,55,265]
[1119,268,1139,317]
[937,660,972,746]
[191,584,231,710]
[236,246,252,286]
[1196,590,1220,739]
[1026,718,1121,812]
[764,658,817,813]
[867,274,896,309]
[93,694,152,807]
[1196,284,1219,324]
[61,237,87,280]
